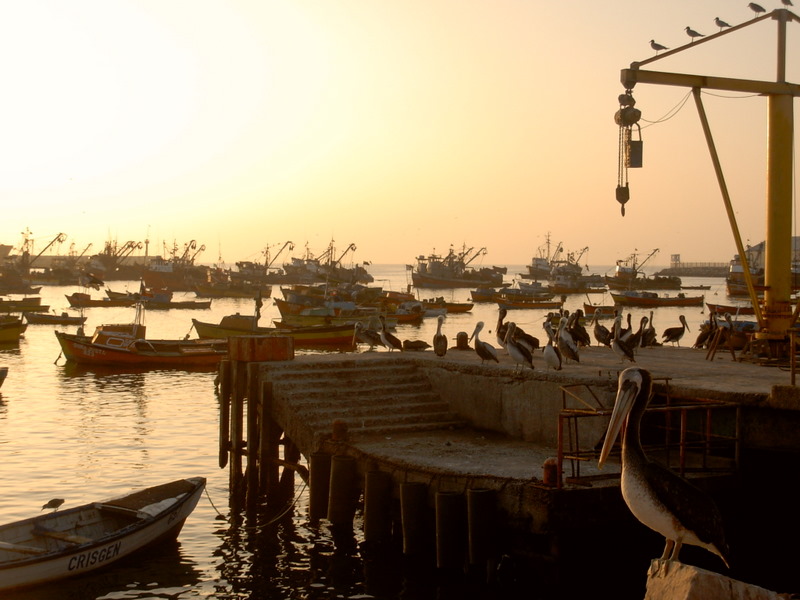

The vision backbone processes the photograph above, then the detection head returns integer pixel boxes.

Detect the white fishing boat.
[0,477,205,592]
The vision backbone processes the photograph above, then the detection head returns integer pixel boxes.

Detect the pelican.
[379,315,403,352]
[353,321,381,351]
[592,309,612,347]
[649,39,668,54]
[662,315,690,347]
[568,309,591,347]
[685,26,705,42]
[714,17,731,30]
[470,321,499,364]
[42,498,65,511]
[496,308,509,350]
[748,2,766,16]
[611,315,636,364]
[556,316,580,364]
[627,316,648,349]
[433,314,448,357]
[599,368,731,568]
[402,339,430,351]
[505,322,534,372]
[542,320,562,371]
[641,311,658,348]
[512,324,540,354]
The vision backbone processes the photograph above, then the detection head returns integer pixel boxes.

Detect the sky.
[0,0,798,270]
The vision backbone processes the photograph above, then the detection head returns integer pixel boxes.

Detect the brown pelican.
[402,339,430,351]
[650,39,668,54]
[685,26,705,42]
[505,322,534,372]
[353,321,381,351]
[641,310,658,348]
[496,308,509,350]
[556,316,580,364]
[748,2,766,16]
[627,316,648,349]
[470,321,499,364]
[611,314,636,364]
[42,498,65,511]
[433,314,448,357]
[568,309,591,347]
[592,309,612,347]
[599,368,730,568]
[542,320,562,371]
[714,17,731,30]
[379,315,403,352]
[512,324,540,354]
[662,315,690,346]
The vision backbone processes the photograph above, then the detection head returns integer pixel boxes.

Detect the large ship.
[605,248,682,291]
[411,245,505,288]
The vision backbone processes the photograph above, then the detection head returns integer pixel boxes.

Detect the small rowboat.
[66,292,136,309]
[193,315,357,348]
[496,299,563,310]
[706,302,755,316]
[0,477,205,592]
[24,312,87,326]
[0,316,27,344]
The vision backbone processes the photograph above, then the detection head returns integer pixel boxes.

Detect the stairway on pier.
[265,357,468,446]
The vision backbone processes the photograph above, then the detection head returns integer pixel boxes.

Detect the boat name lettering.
[67,541,122,571]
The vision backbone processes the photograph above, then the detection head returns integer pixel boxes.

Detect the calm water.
[0,264,731,599]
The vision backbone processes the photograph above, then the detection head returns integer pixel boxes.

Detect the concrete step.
[304,409,465,431]
[282,391,443,410]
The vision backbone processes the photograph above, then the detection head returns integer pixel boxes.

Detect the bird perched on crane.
[599,368,731,568]
[378,315,403,352]
[505,322,534,372]
[685,26,705,42]
[748,2,766,16]
[662,315,690,347]
[714,17,732,30]
[433,314,448,357]
[650,39,668,54]
[470,321,499,365]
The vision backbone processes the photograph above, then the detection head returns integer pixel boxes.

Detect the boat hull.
[192,318,356,347]
[610,292,704,308]
[55,331,227,367]
[0,477,205,592]
[496,300,563,310]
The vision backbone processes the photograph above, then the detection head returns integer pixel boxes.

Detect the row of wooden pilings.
[218,337,502,578]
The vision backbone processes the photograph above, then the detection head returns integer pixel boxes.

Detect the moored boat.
[0,477,205,592]
[605,249,682,291]
[0,296,49,313]
[66,292,136,309]
[192,314,356,347]
[411,245,504,288]
[420,298,473,314]
[583,303,616,318]
[24,311,87,326]
[706,302,756,316]
[610,290,704,308]
[496,298,563,311]
[0,316,27,343]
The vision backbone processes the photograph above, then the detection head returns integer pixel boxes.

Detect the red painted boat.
[610,291,704,308]
[496,299,563,310]
[706,302,756,315]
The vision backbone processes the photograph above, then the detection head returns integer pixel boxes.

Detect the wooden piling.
[259,381,280,499]
[245,362,261,511]
[218,360,231,469]
[327,454,358,528]
[363,470,393,544]
[435,491,466,571]
[400,481,429,557]
[229,358,246,503]
[467,488,497,579]
[309,452,332,522]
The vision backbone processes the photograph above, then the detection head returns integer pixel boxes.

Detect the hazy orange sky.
[0,1,797,269]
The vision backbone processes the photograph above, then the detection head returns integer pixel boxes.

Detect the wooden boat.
[106,288,212,310]
[193,282,272,299]
[420,298,473,314]
[55,306,228,368]
[496,298,563,311]
[706,302,756,316]
[0,366,7,389]
[610,291,704,308]
[66,292,136,308]
[24,311,87,326]
[0,477,205,592]
[0,296,49,313]
[583,303,616,318]
[192,314,356,347]
[0,316,27,343]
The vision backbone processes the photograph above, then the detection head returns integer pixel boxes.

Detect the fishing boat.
[0,316,27,343]
[610,290,704,308]
[192,281,272,299]
[24,311,87,326]
[706,302,756,316]
[105,288,212,310]
[605,249,682,290]
[0,477,205,593]
[65,292,136,309]
[583,303,616,318]
[411,245,505,288]
[55,305,228,368]
[0,366,7,388]
[420,298,474,314]
[496,298,563,311]
[0,296,49,313]
[191,314,356,347]
[519,234,559,281]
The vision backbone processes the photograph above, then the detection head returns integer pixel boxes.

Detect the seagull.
[714,17,732,30]
[685,26,705,42]
[781,0,793,6]
[470,321,499,365]
[42,498,65,511]
[599,368,731,568]
[748,2,766,16]
[649,39,668,54]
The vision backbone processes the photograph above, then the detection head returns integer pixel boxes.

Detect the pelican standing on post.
[662,315,690,347]
[505,322,534,372]
[379,315,403,352]
[599,367,731,568]
[470,321,499,365]
[433,314,448,357]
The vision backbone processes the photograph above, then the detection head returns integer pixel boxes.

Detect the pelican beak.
[598,375,640,468]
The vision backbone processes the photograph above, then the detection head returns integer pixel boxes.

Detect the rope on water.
[204,485,227,519]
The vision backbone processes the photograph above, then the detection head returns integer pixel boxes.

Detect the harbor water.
[0,264,733,599]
